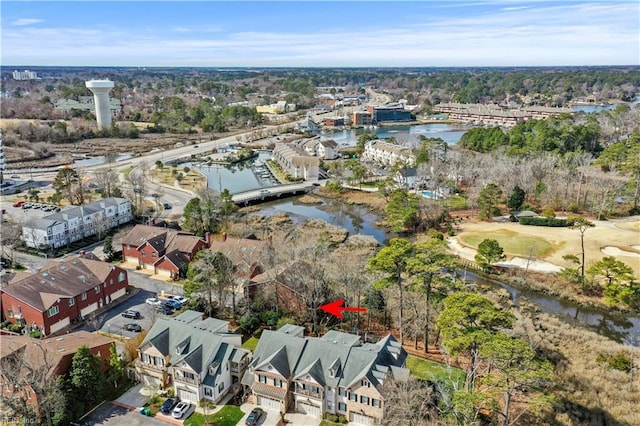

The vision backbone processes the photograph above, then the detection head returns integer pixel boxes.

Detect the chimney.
[205,232,211,246]
[222,232,227,242]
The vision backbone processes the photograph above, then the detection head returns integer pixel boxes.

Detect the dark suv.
[160,397,179,415]
[121,310,141,319]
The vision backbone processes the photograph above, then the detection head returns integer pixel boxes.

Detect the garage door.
[156,268,172,277]
[298,402,321,418]
[350,412,375,426]
[125,256,138,264]
[257,396,281,412]
[49,317,70,334]
[177,388,198,403]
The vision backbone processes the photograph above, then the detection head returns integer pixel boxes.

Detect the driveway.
[239,403,321,426]
[80,401,167,426]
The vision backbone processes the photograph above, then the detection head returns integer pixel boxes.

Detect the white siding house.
[22,198,132,249]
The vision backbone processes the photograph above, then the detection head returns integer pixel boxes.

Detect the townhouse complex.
[433,102,574,127]
[242,325,409,425]
[121,225,208,279]
[135,311,251,404]
[1,255,129,335]
[22,197,132,249]
[361,140,416,167]
[272,143,320,181]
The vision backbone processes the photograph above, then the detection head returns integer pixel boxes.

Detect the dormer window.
[361,379,370,388]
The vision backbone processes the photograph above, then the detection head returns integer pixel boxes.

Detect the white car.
[172,401,190,419]
[170,296,188,306]
[145,297,161,306]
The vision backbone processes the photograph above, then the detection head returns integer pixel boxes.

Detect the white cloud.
[10,18,44,26]
[1,1,637,66]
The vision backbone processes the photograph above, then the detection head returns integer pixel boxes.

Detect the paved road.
[75,269,187,338]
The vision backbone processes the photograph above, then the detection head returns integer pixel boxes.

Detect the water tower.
[85,79,114,130]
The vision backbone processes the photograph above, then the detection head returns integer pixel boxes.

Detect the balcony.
[174,374,200,385]
[135,359,166,373]
[295,386,323,399]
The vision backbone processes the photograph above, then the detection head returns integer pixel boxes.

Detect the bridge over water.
[231,182,318,205]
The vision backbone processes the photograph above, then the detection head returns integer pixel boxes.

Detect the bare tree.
[0,339,67,426]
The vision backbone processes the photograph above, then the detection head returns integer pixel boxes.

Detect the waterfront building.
[272,143,320,181]
[361,140,416,167]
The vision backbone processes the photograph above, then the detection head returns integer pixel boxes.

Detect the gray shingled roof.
[250,326,409,392]
[140,311,244,377]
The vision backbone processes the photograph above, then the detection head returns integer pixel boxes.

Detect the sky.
[1,1,638,67]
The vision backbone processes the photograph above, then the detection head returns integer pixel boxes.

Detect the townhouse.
[361,140,416,167]
[0,331,115,419]
[135,310,251,404]
[271,143,320,181]
[22,197,132,249]
[121,225,209,279]
[0,255,129,336]
[297,138,339,160]
[243,325,409,425]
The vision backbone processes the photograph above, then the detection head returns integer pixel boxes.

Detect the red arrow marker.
[319,299,367,319]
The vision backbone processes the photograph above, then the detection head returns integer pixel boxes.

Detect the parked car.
[172,401,190,419]
[245,407,266,426]
[125,323,142,332]
[21,203,33,209]
[12,201,25,207]
[160,397,179,415]
[169,295,188,305]
[259,189,270,195]
[145,297,162,306]
[164,299,182,310]
[155,304,174,315]
[163,202,172,209]
[121,310,141,319]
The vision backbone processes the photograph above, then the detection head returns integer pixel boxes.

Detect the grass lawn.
[406,355,466,388]
[242,336,260,351]
[458,229,556,258]
[186,405,245,426]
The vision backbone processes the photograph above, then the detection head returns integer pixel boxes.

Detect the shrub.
[568,202,581,213]
[597,352,632,373]
[29,330,43,338]
[519,216,571,227]
[541,208,556,218]
[9,323,23,333]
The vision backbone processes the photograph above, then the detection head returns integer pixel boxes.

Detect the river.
[320,122,471,147]
[465,271,640,346]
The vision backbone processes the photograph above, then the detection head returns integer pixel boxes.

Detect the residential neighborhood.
[0,3,638,424]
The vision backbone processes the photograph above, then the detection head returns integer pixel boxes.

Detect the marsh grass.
[523,312,640,425]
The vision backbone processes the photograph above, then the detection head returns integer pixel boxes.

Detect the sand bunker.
[601,246,640,258]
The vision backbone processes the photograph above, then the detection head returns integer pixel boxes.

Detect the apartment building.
[135,311,251,404]
[271,143,320,181]
[22,197,132,249]
[361,140,416,167]
[243,325,409,425]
